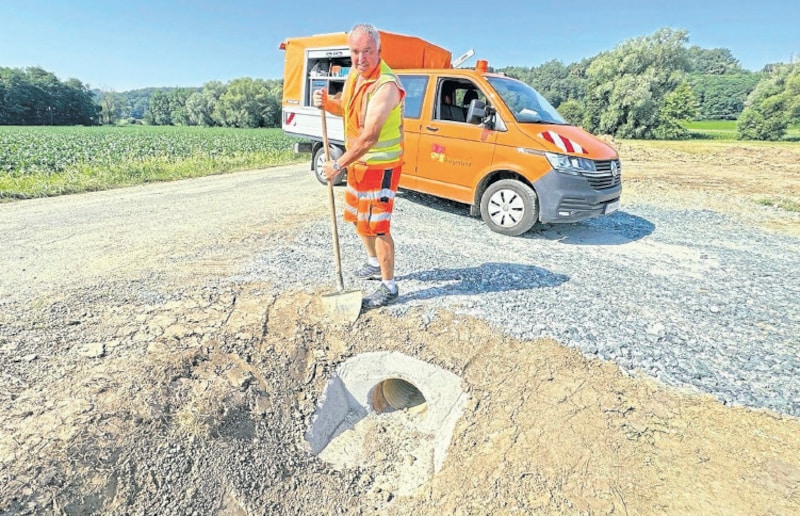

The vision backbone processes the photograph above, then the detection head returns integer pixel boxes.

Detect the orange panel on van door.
[415,122,497,204]
[399,123,420,190]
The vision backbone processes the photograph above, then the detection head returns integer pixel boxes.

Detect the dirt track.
[1,143,799,515]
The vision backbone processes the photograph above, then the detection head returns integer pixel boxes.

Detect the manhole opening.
[371,378,427,415]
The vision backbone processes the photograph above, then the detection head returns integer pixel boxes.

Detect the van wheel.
[313,145,346,186]
[480,179,538,236]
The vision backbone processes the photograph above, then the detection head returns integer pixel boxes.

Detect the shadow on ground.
[399,190,655,245]
[531,211,656,245]
[395,262,568,302]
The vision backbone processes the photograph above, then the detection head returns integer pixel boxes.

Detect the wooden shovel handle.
[321,107,346,292]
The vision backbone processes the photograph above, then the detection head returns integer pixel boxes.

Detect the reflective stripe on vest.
[343,61,404,168]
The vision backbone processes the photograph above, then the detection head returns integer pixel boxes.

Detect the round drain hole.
[371,378,427,415]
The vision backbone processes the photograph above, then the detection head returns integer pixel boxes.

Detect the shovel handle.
[321,107,346,292]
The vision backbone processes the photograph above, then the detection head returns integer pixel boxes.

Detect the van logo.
[431,143,445,162]
[430,143,471,167]
[611,161,619,177]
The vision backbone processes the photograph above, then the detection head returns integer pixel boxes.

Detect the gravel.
[242,190,800,418]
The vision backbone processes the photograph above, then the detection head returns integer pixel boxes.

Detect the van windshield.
[486,76,566,125]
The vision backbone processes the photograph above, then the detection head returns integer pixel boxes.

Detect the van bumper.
[533,169,621,223]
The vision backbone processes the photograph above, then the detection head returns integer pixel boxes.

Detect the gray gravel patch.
[242,190,800,417]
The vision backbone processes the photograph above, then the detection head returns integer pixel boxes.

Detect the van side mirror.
[466,99,495,129]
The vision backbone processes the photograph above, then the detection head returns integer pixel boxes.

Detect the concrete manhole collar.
[305,351,468,473]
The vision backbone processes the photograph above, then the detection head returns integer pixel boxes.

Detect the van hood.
[518,123,619,160]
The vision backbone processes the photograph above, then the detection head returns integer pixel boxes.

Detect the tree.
[687,72,761,119]
[98,88,122,125]
[556,99,584,126]
[167,88,196,126]
[0,68,31,124]
[654,81,699,139]
[582,28,691,138]
[501,59,588,108]
[185,91,212,126]
[687,46,743,74]
[215,78,272,128]
[262,79,283,128]
[737,62,800,140]
[184,81,226,126]
[0,66,99,125]
[145,90,172,125]
[62,78,99,125]
[785,66,800,123]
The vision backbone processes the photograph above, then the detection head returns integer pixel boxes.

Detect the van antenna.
[453,49,475,68]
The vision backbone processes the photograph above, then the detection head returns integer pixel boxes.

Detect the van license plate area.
[605,200,620,214]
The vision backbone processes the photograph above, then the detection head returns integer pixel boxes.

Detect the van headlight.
[544,152,595,176]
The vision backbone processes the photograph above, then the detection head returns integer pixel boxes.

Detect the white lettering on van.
[445,157,472,167]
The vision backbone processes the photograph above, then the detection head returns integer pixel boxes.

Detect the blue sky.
[1,0,797,91]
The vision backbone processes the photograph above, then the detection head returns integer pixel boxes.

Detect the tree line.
[503,28,798,140]
[1,27,798,140]
[97,78,283,128]
[0,67,99,125]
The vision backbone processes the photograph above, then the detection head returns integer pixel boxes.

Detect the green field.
[0,126,305,200]
[684,120,800,141]
[684,120,738,140]
[3,123,798,201]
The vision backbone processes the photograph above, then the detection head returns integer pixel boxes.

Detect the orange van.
[281,32,621,236]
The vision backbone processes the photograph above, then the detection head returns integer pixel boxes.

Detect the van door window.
[397,75,428,119]
[437,79,486,124]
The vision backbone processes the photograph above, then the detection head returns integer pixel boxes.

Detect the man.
[313,23,405,309]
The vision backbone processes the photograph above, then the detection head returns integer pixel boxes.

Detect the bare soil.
[1,142,799,515]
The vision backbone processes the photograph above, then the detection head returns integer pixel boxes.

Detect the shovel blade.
[320,289,363,323]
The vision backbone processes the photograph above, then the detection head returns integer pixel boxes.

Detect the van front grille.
[583,159,622,190]
[559,197,595,211]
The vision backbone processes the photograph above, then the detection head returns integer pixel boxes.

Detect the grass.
[684,120,800,141]
[0,125,306,201]
[684,120,738,140]
[756,197,800,213]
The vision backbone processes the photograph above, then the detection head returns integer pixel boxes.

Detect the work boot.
[362,284,399,309]
[353,262,381,280]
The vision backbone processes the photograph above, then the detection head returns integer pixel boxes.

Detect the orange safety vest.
[341,60,405,168]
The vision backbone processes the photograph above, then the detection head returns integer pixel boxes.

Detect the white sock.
[367,256,380,267]
[382,279,397,292]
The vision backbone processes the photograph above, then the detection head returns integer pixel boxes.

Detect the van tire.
[480,179,538,236]
[313,145,346,186]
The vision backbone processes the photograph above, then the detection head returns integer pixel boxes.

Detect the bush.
[557,99,584,126]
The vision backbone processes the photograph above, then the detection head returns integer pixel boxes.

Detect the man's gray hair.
[350,23,381,50]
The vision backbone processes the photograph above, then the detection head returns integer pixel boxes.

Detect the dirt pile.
[2,280,799,514]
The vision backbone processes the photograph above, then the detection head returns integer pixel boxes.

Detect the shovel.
[319,107,362,323]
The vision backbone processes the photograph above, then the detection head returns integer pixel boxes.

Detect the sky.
[1,0,798,92]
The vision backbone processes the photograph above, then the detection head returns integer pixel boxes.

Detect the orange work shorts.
[343,164,402,237]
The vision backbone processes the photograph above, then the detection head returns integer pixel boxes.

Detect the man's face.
[348,31,380,76]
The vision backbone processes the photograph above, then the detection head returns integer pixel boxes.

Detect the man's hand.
[321,160,340,180]
[312,89,327,109]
